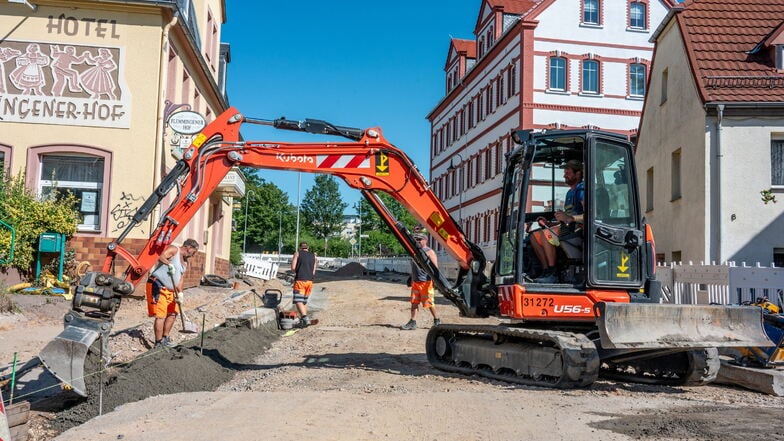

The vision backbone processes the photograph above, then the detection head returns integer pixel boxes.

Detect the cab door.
[587,136,643,287]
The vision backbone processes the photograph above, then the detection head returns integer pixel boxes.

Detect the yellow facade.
[0,0,232,279]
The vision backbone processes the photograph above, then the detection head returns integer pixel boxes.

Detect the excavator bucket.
[39,323,102,398]
[596,303,773,349]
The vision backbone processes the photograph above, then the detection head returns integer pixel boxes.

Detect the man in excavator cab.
[529,159,584,283]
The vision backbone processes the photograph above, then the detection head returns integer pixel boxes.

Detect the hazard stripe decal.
[316,154,370,169]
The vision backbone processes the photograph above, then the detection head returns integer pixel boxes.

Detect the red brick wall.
[213,256,231,279]
[67,237,205,289]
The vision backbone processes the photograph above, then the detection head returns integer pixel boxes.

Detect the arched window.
[629,63,646,96]
[549,57,567,91]
[583,0,600,24]
[582,59,599,94]
[630,2,646,29]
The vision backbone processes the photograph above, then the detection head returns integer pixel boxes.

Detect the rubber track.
[600,348,720,386]
[426,324,600,389]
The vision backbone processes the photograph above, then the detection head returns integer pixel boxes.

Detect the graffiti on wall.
[111,191,144,234]
[0,38,130,128]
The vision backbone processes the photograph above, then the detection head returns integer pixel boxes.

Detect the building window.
[630,63,646,97]
[671,148,681,201]
[549,57,567,91]
[660,68,668,105]
[671,250,682,263]
[583,0,600,25]
[646,167,654,212]
[629,2,646,29]
[774,248,784,267]
[508,62,517,96]
[39,154,105,232]
[772,139,784,186]
[582,59,599,94]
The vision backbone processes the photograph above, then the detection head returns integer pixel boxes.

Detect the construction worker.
[291,241,317,327]
[146,238,199,348]
[401,233,441,330]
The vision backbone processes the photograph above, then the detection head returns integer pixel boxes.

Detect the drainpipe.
[715,104,724,264]
[151,14,179,233]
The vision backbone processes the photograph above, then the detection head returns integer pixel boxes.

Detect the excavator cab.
[498,129,650,295]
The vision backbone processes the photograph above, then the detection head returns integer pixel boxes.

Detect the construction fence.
[657,262,784,306]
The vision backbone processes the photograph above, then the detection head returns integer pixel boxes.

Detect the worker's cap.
[413,233,428,241]
[562,159,583,173]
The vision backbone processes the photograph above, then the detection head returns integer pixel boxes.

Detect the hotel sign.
[167,110,206,135]
[0,39,130,128]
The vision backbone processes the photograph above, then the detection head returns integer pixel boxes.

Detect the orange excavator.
[39,107,772,396]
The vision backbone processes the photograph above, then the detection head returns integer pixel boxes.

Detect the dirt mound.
[50,320,280,434]
[332,262,367,277]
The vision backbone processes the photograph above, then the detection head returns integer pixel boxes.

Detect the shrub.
[0,172,79,279]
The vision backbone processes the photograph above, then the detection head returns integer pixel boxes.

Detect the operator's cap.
[563,159,583,173]
[413,233,428,241]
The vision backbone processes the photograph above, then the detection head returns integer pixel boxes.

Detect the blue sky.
[222,1,477,213]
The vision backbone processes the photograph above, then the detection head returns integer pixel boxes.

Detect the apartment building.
[427,0,673,266]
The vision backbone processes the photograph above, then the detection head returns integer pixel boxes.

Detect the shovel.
[176,296,199,334]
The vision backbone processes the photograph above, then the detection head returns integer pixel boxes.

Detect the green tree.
[232,169,295,255]
[356,193,417,256]
[300,175,346,254]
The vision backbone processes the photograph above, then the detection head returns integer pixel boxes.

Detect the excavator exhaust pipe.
[596,303,773,349]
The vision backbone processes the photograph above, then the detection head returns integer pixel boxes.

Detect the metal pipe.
[716,104,724,263]
[242,189,255,254]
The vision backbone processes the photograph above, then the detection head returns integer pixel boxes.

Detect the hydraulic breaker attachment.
[596,303,773,349]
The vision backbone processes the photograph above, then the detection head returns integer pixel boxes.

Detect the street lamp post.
[295,173,301,248]
[278,209,283,257]
[447,153,464,223]
[242,189,255,255]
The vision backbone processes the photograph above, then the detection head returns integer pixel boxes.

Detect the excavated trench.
[46,320,280,434]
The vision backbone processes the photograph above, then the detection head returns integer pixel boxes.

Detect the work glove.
[175,291,184,304]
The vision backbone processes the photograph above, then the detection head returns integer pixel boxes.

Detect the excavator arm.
[39,107,489,396]
[104,107,486,313]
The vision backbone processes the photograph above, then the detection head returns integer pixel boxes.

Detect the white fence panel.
[658,262,783,307]
[243,256,280,281]
[729,266,784,305]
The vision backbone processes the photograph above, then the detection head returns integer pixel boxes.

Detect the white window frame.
[39,155,104,232]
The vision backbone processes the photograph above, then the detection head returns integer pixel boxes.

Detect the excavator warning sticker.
[375,152,390,176]
[192,133,207,149]
[316,154,370,169]
[616,253,630,278]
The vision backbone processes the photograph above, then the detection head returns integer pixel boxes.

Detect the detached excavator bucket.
[38,323,101,398]
[596,303,773,350]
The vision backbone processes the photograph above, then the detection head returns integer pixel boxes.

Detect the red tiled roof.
[487,0,538,14]
[676,0,784,102]
[452,38,476,58]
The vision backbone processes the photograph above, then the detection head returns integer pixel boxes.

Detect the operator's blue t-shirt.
[564,181,584,216]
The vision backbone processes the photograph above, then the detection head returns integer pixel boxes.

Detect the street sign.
[349,238,357,245]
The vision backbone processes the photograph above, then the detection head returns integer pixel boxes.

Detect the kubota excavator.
[38,107,772,396]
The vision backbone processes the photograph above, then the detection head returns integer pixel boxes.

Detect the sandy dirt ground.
[1,267,783,441]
